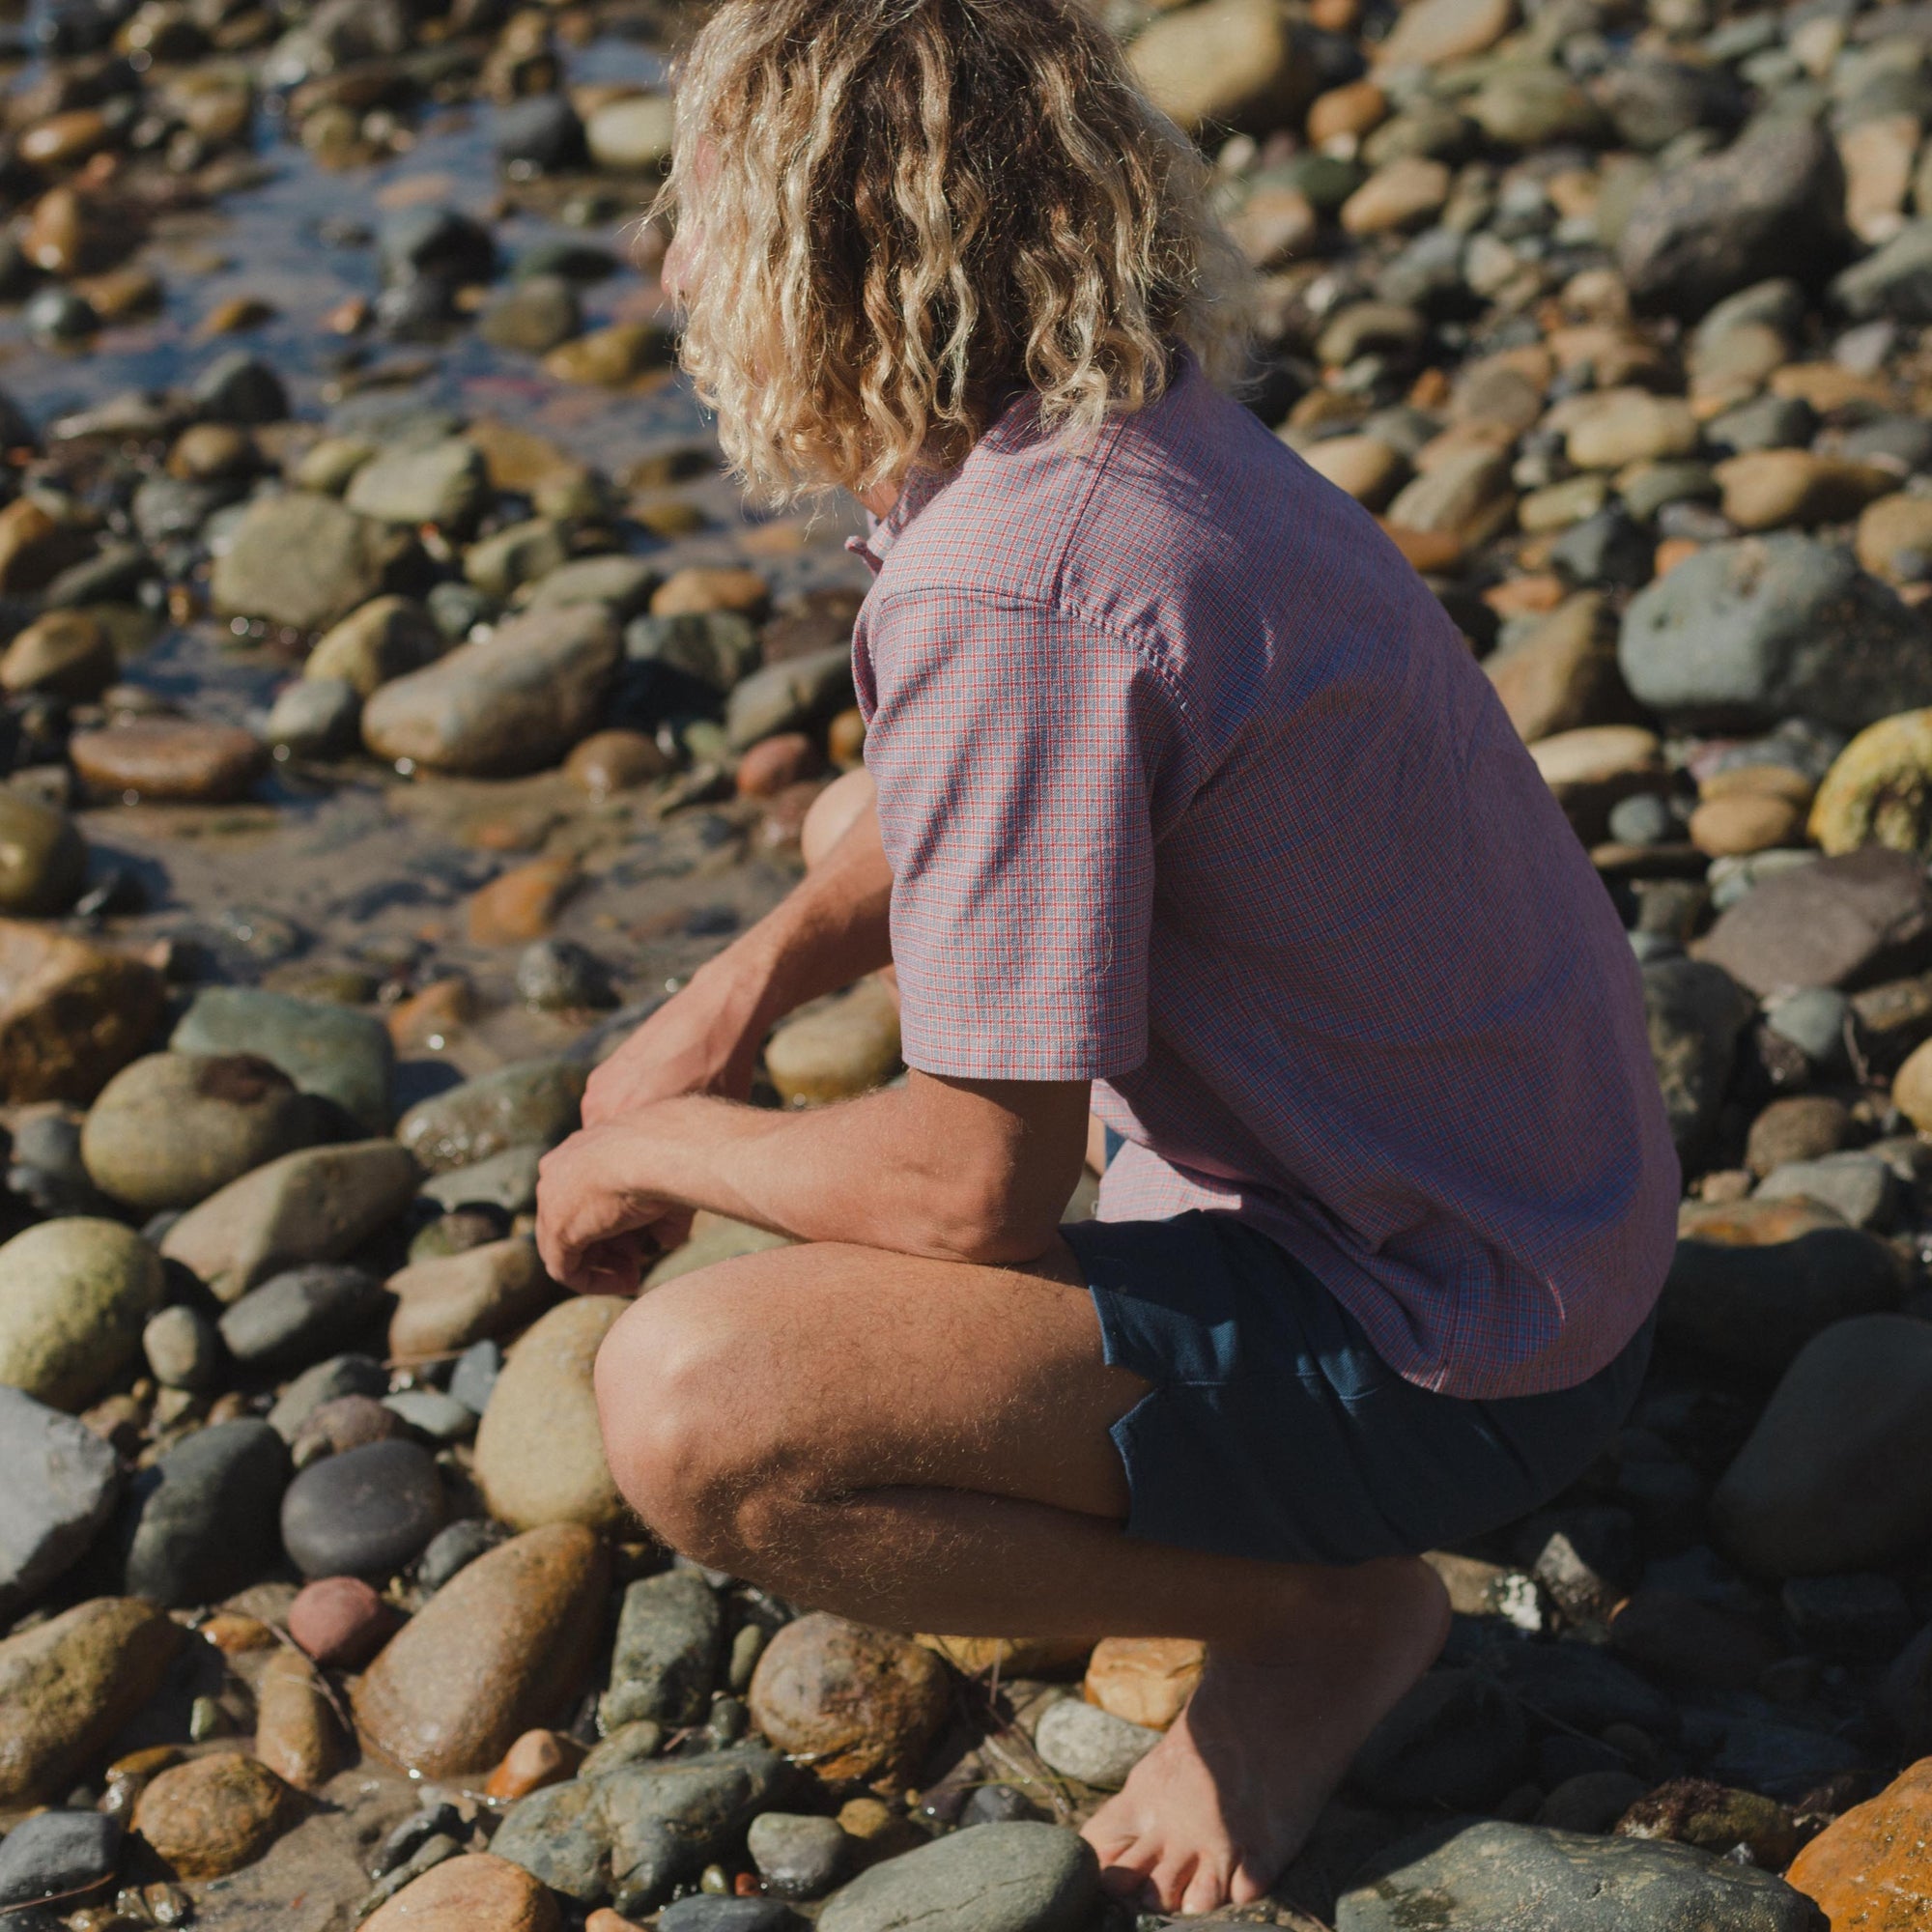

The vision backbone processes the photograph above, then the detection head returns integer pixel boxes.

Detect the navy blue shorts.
[1062,1209,1655,1568]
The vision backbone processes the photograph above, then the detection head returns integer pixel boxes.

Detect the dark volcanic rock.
[280,1437,445,1579]
[118,1418,289,1607]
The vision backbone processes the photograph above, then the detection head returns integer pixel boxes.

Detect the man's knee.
[592,1281,790,1571]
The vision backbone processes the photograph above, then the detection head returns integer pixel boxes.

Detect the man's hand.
[537,1122,683,1294]
[582,962,768,1128]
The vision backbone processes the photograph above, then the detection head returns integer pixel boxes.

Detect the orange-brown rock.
[71,720,270,804]
[1084,1637,1207,1731]
[916,1635,1094,1677]
[386,975,477,1050]
[565,728,668,798]
[1689,791,1805,858]
[749,1612,952,1792]
[485,1727,582,1800]
[650,566,771,619]
[252,1649,343,1791]
[467,859,579,946]
[0,923,168,1104]
[362,1854,560,1932]
[132,1752,295,1879]
[352,1523,609,1779]
[0,496,95,592]
[1787,1755,1932,1929]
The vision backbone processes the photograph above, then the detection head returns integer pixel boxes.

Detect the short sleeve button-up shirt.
[848,358,1679,1400]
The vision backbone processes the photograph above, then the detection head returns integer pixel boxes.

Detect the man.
[535,0,1678,1912]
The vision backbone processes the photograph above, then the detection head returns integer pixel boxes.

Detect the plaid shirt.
[848,359,1679,1398]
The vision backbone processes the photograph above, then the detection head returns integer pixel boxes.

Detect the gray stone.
[1480,1640,1676,1737]
[1351,1668,1530,1809]
[267,676,361,758]
[419,1146,544,1215]
[749,1812,848,1900]
[1661,1224,1903,1376]
[1336,1820,1825,1931]
[580,1719,664,1778]
[0,1809,121,1909]
[1643,959,1756,1164]
[1756,1151,1897,1229]
[81,1052,325,1213]
[416,1516,507,1591]
[1032,1698,1159,1792]
[526,554,661,620]
[210,492,390,634]
[1699,849,1932,997]
[585,93,674,172]
[171,986,395,1136]
[280,1436,445,1580]
[396,1059,586,1174]
[267,1351,388,1441]
[600,1747,789,1914]
[448,1338,502,1415]
[724,647,856,752]
[0,1218,166,1411]
[599,1567,724,1731]
[119,1417,290,1606]
[0,1386,119,1615]
[1618,120,1850,318]
[383,1387,475,1441]
[218,1264,391,1370]
[817,1822,1099,1932]
[361,605,621,777]
[626,611,760,694]
[517,939,615,1011]
[662,1901,801,1932]
[304,596,443,697]
[1832,218,1932,322]
[1618,537,1932,733]
[479,276,582,355]
[345,440,487,531]
[142,1305,223,1391]
[160,1141,421,1304]
[491,1777,609,1903]
[1713,1313,1932,1576]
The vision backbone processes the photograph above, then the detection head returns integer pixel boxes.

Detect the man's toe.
[1179,1858,1231,1917]
[1148,1850,1199,1915]
[1228,1854,1272,1907]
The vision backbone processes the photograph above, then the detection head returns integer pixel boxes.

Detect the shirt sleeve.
[861,586,1157,1082]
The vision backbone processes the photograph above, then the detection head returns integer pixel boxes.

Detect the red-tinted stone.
[288,1576,398,1670]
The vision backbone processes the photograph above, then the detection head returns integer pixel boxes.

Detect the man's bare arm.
[537,1069,1092,1291]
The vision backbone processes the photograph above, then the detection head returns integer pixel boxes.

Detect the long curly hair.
[658,0,1254,505]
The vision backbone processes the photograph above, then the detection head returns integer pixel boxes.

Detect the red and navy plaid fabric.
[847,359,1679,1398]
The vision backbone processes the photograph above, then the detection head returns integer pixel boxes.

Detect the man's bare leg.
[594,1240,1448,1915]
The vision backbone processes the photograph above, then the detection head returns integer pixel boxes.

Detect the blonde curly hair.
[658,0,1254,506]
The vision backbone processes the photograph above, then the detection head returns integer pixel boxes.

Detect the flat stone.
[0,1217,165,1411]
[81,1053,323,1213]
[1083,1637,1205,1731]
[1713,1313,1932,1575]
[0,1385,119,1614]
[1336,1820,1825,1930]
[385,1236,552,1364]
[132,1751,293,1880]
[352,1522,610,1778]
[267,1352,388,1440]
[817,1822,1098,1932]
[395,1059,585,1174]
[0,922,167,1105]
[171,985,396,1135]
[473,1296,626,1531]
[210,492,391,633]
[345,439,487,530]
[362,604,620,777]
[280,1436,445,1579]
[0,1809,121,1910]
[1698,849,1932,996]
[70,721,268,803]
[749,1613,952,1792]
[119,1417,290,1606]
[219,1264,390,1371]
[418,1145,544,1214]
[599,1567,724,1731]
[1618,537,1932,734]
[0,1597,185,1804]
[1033,1699,1159,1791]
[362,1853,560,1932]
[1756,1151,1896,1229]
[160,1140,421,1304]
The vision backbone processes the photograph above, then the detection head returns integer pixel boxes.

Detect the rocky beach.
[7,0,1932,1925]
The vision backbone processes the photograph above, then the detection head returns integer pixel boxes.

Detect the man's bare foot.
[1080,1557,1451,1916]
